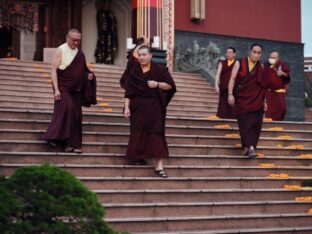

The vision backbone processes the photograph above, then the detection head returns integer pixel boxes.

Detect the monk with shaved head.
[44,28,97,153]
[264,51,290,121]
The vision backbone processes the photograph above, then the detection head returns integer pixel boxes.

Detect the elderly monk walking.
[44,28,97,153]
[228,44,267,158]
[215,47,237,119]
[264,51,291,121]
[120,42,176,178]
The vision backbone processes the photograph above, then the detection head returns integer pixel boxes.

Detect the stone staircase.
[1,59,312,233]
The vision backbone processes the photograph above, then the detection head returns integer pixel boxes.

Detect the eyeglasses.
[68,35,81,43]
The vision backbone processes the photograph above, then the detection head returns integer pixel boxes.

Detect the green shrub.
[305,96,312,107]
[1,164,126,234]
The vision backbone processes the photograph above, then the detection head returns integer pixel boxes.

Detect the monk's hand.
[54,90,61,101]
[215,85,220,94]
[124,107,131,119]
[264,100,268,112]
[148,80,159,89]
[88,73,94,80]
[228,94,235,106]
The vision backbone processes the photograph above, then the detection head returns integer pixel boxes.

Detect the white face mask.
[269,58,276,65]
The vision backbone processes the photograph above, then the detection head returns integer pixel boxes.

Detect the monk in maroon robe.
[228,44,267,157]
[264,51,290,121]
[215,47,236,119]
[120,44,176,178]
[44,29,96,153]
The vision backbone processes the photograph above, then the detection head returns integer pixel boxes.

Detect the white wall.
[82,0,131,66]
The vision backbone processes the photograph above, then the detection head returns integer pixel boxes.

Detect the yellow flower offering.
[307,208,312,214]
[225,133,239,137]
[214,124,231,129]
[284,185,301,190]
[99,102,109,107]
[206,116,220,120]
[259,163,275,167]
[257,153,264,157]
[103,108,113,112]
[287,145,304,149]
[298,154,312,158]
[268,127,284,131]
[277,135,293,139]
[295,197,312,201]
[268,173,289,178]
[263,118,273,121]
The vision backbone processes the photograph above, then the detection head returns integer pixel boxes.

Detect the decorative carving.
[174,40,224,82]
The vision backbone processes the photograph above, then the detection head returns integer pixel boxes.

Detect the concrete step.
[1,108,311,131]
[0,96,219,112]
[96,188,312,203]
[0,74,214,90]
[1,140,311,156]
[103,200,312,218]
[133,226,312,234]
[2,119,312,139]
[2,163,312,177]
[0,84,219,102]
[2,129,312,148]
[1,152,311,167]
[1,151,311,168]
[106,213,312,233]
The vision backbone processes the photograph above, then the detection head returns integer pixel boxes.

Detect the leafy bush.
[0,164,126,234]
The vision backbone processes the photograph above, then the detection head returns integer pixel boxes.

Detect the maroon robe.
[234,57,266,149]
[43,50,97,148]
[264,61,290,121]
[120,55,176,160]
[217,60,236,119]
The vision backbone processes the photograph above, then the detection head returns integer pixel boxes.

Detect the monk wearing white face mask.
[264,51,291,121]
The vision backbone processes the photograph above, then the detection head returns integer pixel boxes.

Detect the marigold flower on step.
[258,163,275,167]
[87,63,95,68]
[257,153,264,157]
[214,124,231,129]
[206,116,220,120]
[225,133,239,137]
[99,102,109,107]
[284,185,301,190]
[287,145,304,149]
[268,173,289,178]
[96,97,103,101]
[298,154,312,158]
[1,57,17,61]
[276,144,283,148]
[277,135,293,139]
[268,127,284,131]
[103,108,113,112]
[295,197,312,201]
[307,208,312,213]
[235,143,242,147]
[263,118,273,122]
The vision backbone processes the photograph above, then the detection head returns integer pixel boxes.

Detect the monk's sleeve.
[81,65,97,107]
[282,63,291,84]
[159,67,176,106]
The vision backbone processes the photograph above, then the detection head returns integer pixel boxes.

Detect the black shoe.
[154,169,168,178]
[47,141,56,148]
[132,159,147,165]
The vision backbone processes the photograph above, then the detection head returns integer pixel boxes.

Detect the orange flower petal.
[268,173,289,178]
[284,185,301,190]
[214,124,231,129]
[295,197,312,201]
[259,163,275,167]
[103,108,113,112]
[225,133,239,137]
[257,153,265,157]
[277,135,293,139]
[264,118,273,122]
[268,127,284,131]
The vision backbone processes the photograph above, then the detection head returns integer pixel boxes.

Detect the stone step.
[105,213,312,233]
[0,74,213,90]
[78,176,312,190]
[0,102,217,117]
[133,226,312,234]
[103,200,312,218]
[1,108,311,131]
[0,86,219,103]
[0,91,219,107]
[1,140,311,156]
[0,84,219,100]
[95,188,312,204]
[0,96,219,111]
[2,129,312,148]
[2,163,312,177]
[2,119,312,139]
[1,152,311,167]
